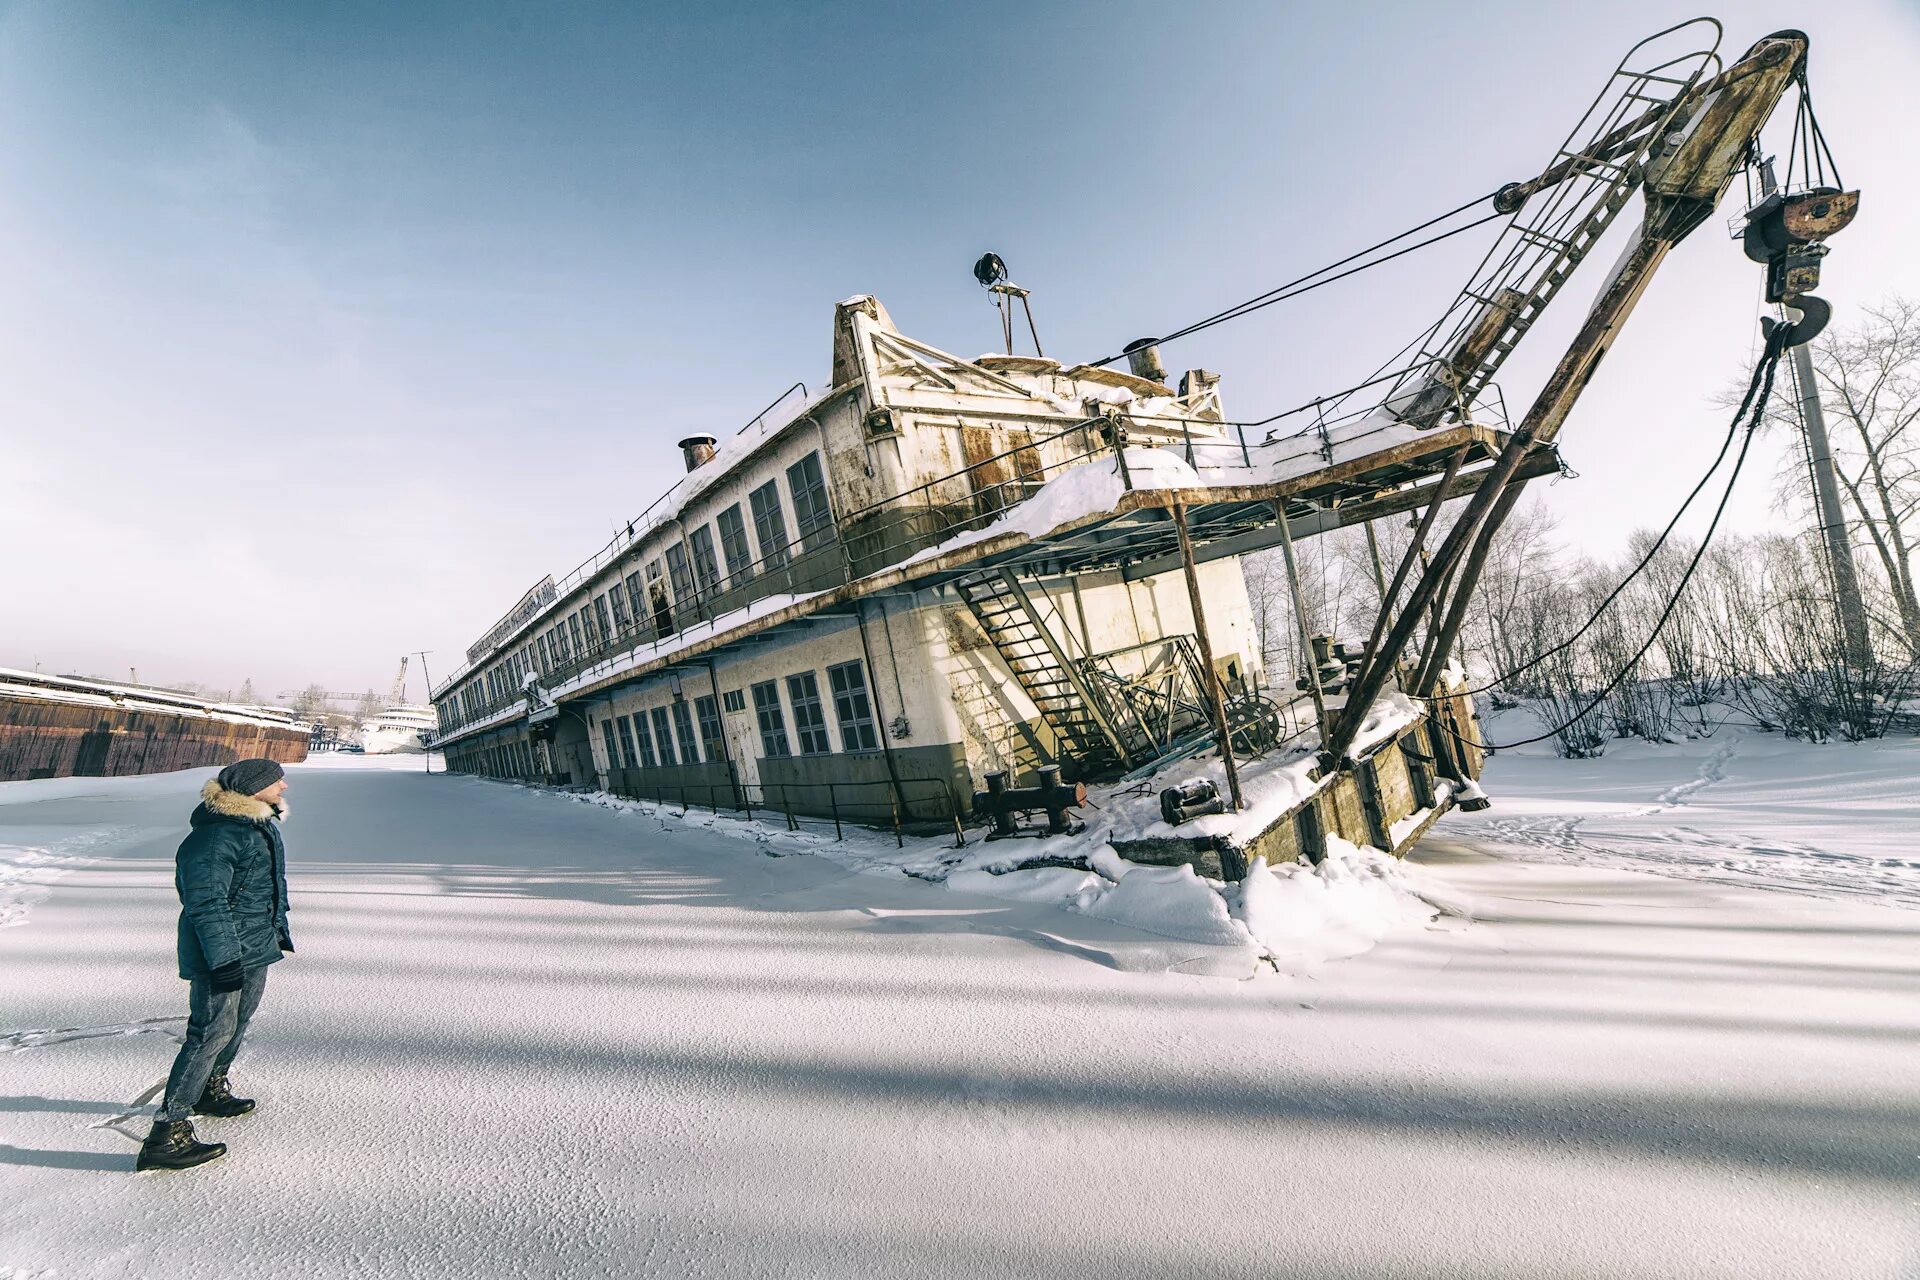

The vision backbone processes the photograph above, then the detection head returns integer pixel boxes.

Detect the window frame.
[665,543,696,618]
[649,706,677,767]
[751,680,791,758]
[615,715,638,769]
[624,571,648,636]
[688,524,722,601]
[633,710,659,769]
[694,693,725,762]
[749,480,790,571]
[716,504,753,584]
[787,452,834,551]
[671,698,700,765]
[785,671,832,756]
[827,660,879,752]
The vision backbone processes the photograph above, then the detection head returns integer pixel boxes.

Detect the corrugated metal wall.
[0,696,309,782]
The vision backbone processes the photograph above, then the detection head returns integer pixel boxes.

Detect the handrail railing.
[433,381,1512,730]
[435,761,971,850]
[612,775,969,849]
[433,381,817,697]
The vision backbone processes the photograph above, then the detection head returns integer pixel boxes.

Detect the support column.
[1789,336,1874,667]
[1274,502,1331,755]
[1755,161,1873,668]
[1173,502,1243,812]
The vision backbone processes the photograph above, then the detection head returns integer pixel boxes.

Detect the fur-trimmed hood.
[196,779,287,824]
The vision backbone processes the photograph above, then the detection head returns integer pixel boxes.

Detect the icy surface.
[1231,840,1443,968]
[556,789,1429,962]
[1456,712,1920,907]
[2,758,1916,1278]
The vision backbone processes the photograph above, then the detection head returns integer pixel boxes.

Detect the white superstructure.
[357,704,436,754]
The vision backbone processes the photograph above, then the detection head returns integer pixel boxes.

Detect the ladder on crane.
[1385,20,1723,429]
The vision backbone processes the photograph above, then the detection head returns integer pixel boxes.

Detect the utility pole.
[415,651,436,774]
[1758,160,1873,668]
[1789,336,1874,666]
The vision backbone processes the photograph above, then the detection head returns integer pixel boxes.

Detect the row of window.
[445,451,837,732]
[597,659,879,774]
[450,737,538,781]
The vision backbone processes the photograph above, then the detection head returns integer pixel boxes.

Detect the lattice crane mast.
[1329,21,1859,763]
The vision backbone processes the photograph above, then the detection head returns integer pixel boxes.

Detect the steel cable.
[1430,332,1787,753]
[1438,328,1788,702]
[1085,190,1508,370]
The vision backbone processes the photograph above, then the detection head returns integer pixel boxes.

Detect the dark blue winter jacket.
[175,778,294,979]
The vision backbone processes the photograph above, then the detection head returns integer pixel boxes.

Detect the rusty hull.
[0,695,309,782]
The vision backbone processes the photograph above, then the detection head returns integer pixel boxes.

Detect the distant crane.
[279,659,410,712]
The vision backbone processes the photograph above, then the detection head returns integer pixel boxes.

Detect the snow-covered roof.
[0,667,309,730]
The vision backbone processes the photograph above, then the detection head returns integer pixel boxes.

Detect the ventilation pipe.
[1122,338,1168,384]
[677,434,718,472]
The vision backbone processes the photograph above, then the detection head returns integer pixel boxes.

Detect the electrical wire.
[1439,325,1787,701]
[1085,191,1508,370]
[1430,333,1787,753]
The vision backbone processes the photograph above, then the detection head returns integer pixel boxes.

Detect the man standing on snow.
[137,758,295,1172]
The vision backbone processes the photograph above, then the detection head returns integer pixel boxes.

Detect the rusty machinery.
[974,765,1088,840]
[1327,22,1859,767]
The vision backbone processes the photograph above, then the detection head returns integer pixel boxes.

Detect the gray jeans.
[157,967,269,1122]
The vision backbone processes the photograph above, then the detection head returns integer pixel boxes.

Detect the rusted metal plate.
[960,425,1045,518]
[0,696,309,782]
[1781,189,1859,241]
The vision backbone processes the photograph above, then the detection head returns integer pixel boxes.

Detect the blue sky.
[3,0,1916,697]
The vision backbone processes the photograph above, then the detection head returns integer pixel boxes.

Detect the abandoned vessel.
[0,668,310,782]
[429,21,1847,877]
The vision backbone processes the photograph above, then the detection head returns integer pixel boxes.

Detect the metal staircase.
[955,569,1135,777]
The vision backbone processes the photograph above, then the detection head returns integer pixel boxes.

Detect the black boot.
[136,1119,227,1171]
[193,1073,256,1118]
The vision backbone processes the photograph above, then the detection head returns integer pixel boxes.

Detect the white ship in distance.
[357,703,436,754]
[355,657,436,753]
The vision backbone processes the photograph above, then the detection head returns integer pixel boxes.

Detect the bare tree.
[1744,298,1920,657]
[1461,496,1564,694]
[1517,564,1611,756]
[1241,538,1339,689]
[1239,551,1294,678]
[1813,299,1920,655]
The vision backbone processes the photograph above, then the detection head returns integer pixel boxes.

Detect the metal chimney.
[677,434,718,472]
[1122,338,1168,384]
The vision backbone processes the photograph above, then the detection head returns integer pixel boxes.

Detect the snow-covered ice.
[1455,711,1920,908]
[2,754,1916,1278]
[558,770,1439,966]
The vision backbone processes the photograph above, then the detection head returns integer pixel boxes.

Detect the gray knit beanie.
[218,758,285,796]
